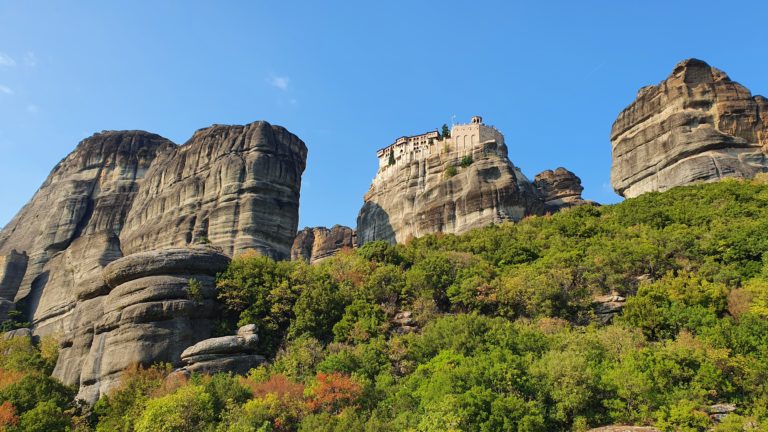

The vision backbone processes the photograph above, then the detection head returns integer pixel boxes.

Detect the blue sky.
[1,1,767,229]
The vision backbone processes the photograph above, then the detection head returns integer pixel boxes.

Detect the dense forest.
[3,178,768,431]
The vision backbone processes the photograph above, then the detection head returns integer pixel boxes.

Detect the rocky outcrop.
[0,120,306,400]
[0,131,174,305]
[0,251,27,320]
[120,122,307,259]
[534,167,593,212]
[178,324,265,376]
[291,225,357,263]
[611,58,768,198]
[593,293,627,324]
[357,124,543,244]
[55,246,230,403]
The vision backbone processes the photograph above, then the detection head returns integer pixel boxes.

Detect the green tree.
[17,400,71,432]
[134,385,215,432]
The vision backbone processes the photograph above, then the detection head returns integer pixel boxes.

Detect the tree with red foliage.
[306,372,362,414]
[0,401,18,430]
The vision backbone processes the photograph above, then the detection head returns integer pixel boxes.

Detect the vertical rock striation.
[611,58,768,198]
[0,251,28,320]
[291,225,357,263]
[121,122,307,259]
[0,120,307,401]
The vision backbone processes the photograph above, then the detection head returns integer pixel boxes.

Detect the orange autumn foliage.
[0,369,24,391]
[306,372,362,414]
[0,401,18,430]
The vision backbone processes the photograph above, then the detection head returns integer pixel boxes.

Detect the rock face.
[179,324,265,376]
[120,122,307,259]
[0,121,307,400]
[291,225,357,263]
[534,167,593,212]
[0,131,175,305]
[611,58,768,198]
[56,246,230,403]
[357,118,544,244]
[0,251,27,320]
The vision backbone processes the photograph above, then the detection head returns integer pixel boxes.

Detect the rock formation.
[534,167,593,212]
[57,246,230,403]
[291,225,357,263]
[0,251,27,320]
[0,120,307,400]
[357,117,544,244]
[611,58,768,198]
[120,122,307,259]
[178,324,265,376]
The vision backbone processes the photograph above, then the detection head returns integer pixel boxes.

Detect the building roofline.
[376,129,440,153]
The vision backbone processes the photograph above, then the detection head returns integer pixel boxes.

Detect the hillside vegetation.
[4,179,768,431]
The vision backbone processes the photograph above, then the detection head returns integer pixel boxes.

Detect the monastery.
[374,116,505,181]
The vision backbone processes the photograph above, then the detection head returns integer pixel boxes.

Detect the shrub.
[134,385,216,432]
[459,155,473,167]
[444,166,457,178]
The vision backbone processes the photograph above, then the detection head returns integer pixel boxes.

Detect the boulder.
[178,325,264,376]
[54,247,230,403]
[611,58,768,198]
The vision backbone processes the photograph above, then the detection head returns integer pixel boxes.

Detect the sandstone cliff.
[121,122,307,259]
[534,167,594,212]
[0,121,307,400]
[0,251,27,320]
[357,128,544,244]
[64,246,230,402]
[611,58,768,198]
[291,225,357,263]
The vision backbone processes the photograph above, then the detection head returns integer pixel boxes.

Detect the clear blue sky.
[1,1,767,230]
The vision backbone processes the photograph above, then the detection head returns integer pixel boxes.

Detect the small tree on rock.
[441,124,451,138]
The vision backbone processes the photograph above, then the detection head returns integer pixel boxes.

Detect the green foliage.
[441,123,451,138]
[444,165,457,178]
[459,155,473,167]
[17,400,71,432]
[216,251,297,356]
[12,180,768,431]
[387,150,395,166]
[332,300,387,344]
[0,310,31,333]
[93,364,171,432]
[187,278,204,302]
[134,385,216,432]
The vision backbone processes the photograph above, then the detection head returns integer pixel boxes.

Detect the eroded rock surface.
[121,122,307,259]
[57,246,230,403]
[178,324,265,376]
[357,119,544,244]
[534,167,593,212]
[0,120,306,400]
[291,225,357,263]
[0,251,27,320]
[611,58,768,198]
